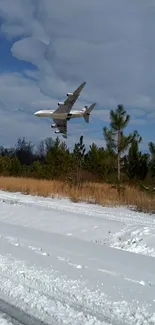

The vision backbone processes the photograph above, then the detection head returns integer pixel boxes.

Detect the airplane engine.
[58,102,64,106]
[51,124,57,128]
[67,92,73,97]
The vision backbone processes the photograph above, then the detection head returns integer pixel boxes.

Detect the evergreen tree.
[73,135,85,162]
[86,143,106,177]
[148,142,155,178]
[124,132,148,180]
[85,143,115,180]
[103,105,132,182]
[45,137,70,179]
[71,136,86,186]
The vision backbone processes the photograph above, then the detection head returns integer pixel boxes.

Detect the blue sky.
[0,36,36,73]
[0,0,155,151]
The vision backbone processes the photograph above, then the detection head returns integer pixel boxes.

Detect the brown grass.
[0,176,155,213]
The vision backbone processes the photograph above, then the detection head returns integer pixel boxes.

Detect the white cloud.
[130,119,146,126]
[2,0,155,107]
[0,71,51,111]
[0,71,100,148]
[93,109,110,122]
[0,0,155,148]
[129,109,146,118]
[12,38,46,65]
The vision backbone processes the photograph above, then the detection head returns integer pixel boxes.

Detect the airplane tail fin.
[83,103,96,123]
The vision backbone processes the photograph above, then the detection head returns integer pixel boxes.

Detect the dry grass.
[0,176,155,213]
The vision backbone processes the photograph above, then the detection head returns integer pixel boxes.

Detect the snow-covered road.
[0,312,18,325]
[0,298,47,325]
[0,190,155,324]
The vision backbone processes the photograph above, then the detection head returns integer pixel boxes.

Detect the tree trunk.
[117,130,121,183]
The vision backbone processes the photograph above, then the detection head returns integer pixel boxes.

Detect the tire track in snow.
[0,298,48,325]
[0,271,114,325]
[0,255,154,325]
[0,191,155,227]
[0,311,19,325]
[0,192,155,324]
[0,234,154,287]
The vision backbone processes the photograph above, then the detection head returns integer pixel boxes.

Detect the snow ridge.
[0,191,155,324]
[0,255,154,325]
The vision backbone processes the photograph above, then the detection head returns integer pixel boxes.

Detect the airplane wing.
[54,81,86,114]
[52,118,67,138]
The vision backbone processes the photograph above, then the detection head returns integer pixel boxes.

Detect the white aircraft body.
[34,81,96,138]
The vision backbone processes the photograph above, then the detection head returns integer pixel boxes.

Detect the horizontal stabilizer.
[83,103,96,123]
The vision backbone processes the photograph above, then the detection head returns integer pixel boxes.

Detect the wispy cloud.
[0,0,155,148]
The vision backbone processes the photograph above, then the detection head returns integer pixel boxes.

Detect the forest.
[0,105,154,188]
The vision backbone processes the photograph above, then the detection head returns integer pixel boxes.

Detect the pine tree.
[124,131,148,180]
[71,136,86,186]
[45,137,70,179]
[85,143,108,179]
[103,105,132,183]
[148,142,155,178]
[73,136,86,164]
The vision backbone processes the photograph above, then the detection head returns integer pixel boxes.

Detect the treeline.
[0,105,155,186]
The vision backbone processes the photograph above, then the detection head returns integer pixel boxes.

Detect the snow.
[0,190,155,324]
[107,224,155,257]
[0,312,16,325]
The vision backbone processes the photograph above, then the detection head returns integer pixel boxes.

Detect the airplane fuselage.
[34,109,84,119]
[34,81,96,138]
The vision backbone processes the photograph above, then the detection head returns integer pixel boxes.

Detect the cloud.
[0,71,52,112]
[0,71,53,146]
[12,38,46,65]
[129,109,146,118]
[130,119,146,126]
[93,109,110,122]
[0,0,155,148]
[1,0,154,107]
[0,71,101,148]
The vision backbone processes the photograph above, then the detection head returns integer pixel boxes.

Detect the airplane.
[34,81,96,138]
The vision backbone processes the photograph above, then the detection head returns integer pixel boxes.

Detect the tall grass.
[0,176,154,213]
